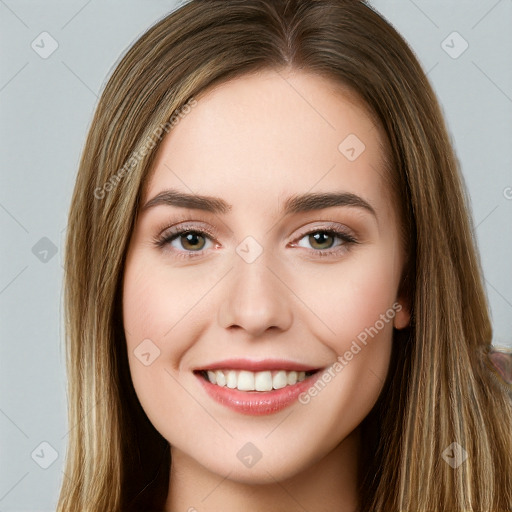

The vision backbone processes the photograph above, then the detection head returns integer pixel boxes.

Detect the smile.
[194,359,323,415]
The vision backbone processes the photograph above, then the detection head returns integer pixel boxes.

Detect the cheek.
[122,257,200,434]
[292,246,400,350]
[289,247,399,412]
[122,253,218,354]
[122,251,228,424]
[289,253,398,445]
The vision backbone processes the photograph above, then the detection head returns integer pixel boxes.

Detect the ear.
[393,297,411,330]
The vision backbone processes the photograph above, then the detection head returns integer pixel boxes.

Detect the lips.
[197,358,319,372]
[193,359,323,415]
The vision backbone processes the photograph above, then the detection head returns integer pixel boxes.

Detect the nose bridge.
[217,245,293,336]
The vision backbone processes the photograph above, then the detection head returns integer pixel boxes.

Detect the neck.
[164,427,361,512]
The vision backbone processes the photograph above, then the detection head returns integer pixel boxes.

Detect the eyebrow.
[141,188,377,217]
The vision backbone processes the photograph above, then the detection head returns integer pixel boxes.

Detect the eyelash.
[152,222,359,260]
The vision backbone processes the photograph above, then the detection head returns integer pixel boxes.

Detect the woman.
[58,1,512,510]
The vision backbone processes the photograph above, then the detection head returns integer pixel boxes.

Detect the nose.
[217,254,293,337]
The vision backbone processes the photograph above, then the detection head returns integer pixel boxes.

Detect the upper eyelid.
[158,221,218,238]
[159,222,353,239]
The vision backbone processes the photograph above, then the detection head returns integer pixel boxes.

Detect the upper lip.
[194,359,321,372]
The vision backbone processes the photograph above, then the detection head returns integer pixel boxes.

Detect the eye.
[293,226,358,256]
[153,222,358,260]
[153,223,216,259]
[168,231,213,252]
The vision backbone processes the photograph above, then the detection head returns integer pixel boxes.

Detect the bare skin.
[122,68,410,511]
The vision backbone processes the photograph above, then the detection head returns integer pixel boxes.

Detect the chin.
[192,449,311,485]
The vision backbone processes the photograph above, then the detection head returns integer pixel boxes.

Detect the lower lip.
[195,372,322,415]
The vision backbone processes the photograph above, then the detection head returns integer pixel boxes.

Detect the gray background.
[1,0,511,510]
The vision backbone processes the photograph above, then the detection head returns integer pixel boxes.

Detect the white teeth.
[255,371,273,391]
[204,368,314,391]
[238,370,255,391]
[215,370,226,387]
[226,370,237,389]
[287,371,298,385]
[272,370,288,390]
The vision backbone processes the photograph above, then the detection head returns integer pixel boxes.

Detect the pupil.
[183,232,204,250]
[311,232,332,249]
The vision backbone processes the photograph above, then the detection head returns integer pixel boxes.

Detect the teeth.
[215,370,226,387]
[287,371,297,385]
[238,370,255,391]
[203,369,314,391]
[273,370,288,390]
[255,371,272,391]
[226,370,237,389]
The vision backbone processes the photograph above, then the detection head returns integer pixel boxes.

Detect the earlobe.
[393,300,411,330]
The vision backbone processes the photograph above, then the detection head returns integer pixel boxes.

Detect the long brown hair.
[58,1,512,510]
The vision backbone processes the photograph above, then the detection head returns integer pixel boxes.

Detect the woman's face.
[122,69,410,484]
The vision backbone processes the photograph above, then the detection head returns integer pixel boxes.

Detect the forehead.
[143,69,392,220]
